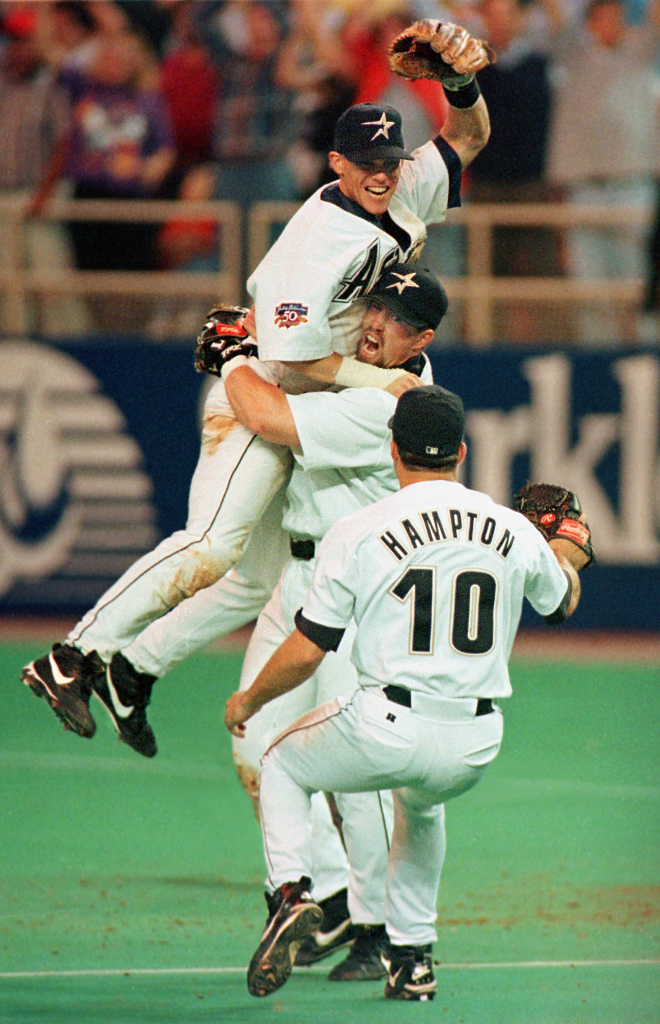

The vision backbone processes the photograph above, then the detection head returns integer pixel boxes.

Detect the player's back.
[327,479,567,700]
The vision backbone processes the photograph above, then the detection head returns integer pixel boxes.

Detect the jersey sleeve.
[287,389,395,472]
[394,138,462,224]
[523,526,571,617]
[301,526,358,631]
[251,260,339,362]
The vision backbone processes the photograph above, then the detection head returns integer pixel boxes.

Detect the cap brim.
[343,146,414,162]
[369,291,429,329]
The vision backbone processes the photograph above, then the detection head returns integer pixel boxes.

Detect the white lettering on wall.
[466,354,660,565]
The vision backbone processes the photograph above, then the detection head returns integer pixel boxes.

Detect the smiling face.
[356,299,431,368]
[328,153,402,217]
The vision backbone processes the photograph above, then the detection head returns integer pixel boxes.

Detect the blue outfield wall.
[0,337,658,630]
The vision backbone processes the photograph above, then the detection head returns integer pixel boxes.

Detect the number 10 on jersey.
[389,568,497,655]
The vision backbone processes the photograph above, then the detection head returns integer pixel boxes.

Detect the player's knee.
[156,546,232,608]
[234,754,261,822]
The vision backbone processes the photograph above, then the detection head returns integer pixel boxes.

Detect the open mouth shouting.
[358,331,382,362]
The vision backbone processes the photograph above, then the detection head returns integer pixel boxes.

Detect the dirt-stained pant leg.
[67,379,292,662]
[121,487,290,678]
[232,580,349,903]
[239,558,392,922]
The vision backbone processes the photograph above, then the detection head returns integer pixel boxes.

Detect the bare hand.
[385,372,424,397]
[242,306,257,340]
[224,691,254,737]
[549,535,591,572]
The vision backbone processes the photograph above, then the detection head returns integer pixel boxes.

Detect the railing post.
[248,202,301,276]
[216,200,243,304]
[464,207,494,347]
[4,201,28,333]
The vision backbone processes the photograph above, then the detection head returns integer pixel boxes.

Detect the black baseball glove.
[514,483,595,568]
[388,20,495,87]
[194,304,257,377]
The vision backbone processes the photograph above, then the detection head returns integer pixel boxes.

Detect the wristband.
[334,357,408,390]
[442,79,481,109]
[221,354,250,381]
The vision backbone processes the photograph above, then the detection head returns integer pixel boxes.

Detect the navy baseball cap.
[333,104,414,163]
[370,264,449,331]
[389,386,465,461]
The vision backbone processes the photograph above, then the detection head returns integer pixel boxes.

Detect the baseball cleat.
[247,878,323,997]
[328,922,389,981]
[383,943,437,1001]
[22,643,102,738]
[92,653,157,758]
[295,887,358,966]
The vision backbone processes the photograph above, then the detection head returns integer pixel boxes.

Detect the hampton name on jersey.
[300,480,570,701]
[248,137,461,370]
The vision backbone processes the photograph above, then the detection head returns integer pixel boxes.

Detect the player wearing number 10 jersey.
[306,441,569,701]
[225,385,584,1001]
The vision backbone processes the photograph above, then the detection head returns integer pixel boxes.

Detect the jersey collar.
[320,183,411,252]
[398,351,428,377]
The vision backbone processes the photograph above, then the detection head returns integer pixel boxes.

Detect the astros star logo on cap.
[387,272,419,295]
[362,111,395,141]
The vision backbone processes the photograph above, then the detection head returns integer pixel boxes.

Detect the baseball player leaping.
[224,386,590,1002]
[22,27,491,753]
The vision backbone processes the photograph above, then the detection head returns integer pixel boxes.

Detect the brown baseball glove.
[514,483,595,569]
[388,20,495,86]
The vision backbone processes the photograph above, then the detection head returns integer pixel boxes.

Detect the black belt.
[383,684,494,716]
[290,538,316,560]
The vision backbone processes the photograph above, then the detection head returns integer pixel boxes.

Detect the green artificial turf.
[1,642,658,1023]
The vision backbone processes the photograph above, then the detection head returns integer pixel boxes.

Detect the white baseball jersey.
[299,480,570,699]
[248,137,462,371]
[283,357,433,542]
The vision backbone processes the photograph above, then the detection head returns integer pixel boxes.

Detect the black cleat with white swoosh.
[327,923,389,980]
[22,643,102,738]
[92,652,157,758]
[295,887,358,966]
[248,878,323,997]
[383,942,437,1001]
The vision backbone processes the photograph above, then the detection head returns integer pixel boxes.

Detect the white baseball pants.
[234,564,395,924]
[259,688,503,946]
[67,375,291,662]
[119,487,289,678]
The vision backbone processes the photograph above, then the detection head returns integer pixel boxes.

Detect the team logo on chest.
[274,302,309,329]
[334,243,400,305]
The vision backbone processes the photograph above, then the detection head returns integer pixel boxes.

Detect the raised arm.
[440,93,490,169]
[387,19,492,168]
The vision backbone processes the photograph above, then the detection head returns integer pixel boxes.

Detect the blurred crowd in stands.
[0,0,659,344]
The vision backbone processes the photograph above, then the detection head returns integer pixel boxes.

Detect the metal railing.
[0,196,242,335]
[0,196,652,344]
[247,201,652,346]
